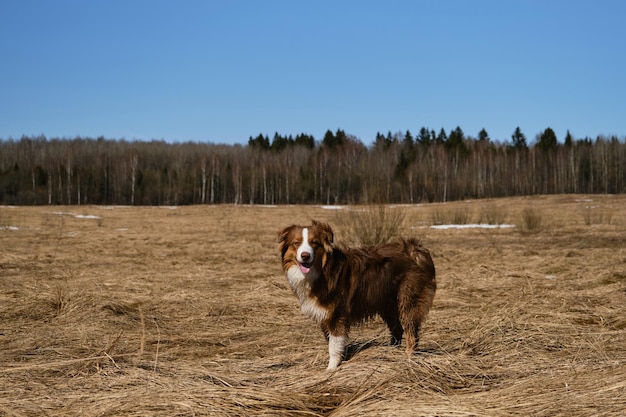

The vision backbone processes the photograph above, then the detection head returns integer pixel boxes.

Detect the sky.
[1,0,625,146]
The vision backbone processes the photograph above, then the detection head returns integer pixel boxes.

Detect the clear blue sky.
[1,0,624,145]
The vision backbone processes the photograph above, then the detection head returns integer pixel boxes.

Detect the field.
[1,195,625,416]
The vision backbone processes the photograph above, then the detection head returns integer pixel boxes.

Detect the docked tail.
[402,238,436,281]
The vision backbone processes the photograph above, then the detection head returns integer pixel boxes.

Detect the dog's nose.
[301,252,311,262]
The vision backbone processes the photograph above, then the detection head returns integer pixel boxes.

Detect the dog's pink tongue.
[299,264,311,274]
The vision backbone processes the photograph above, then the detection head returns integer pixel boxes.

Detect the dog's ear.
[311,220,334,253]
[277,225,296,255]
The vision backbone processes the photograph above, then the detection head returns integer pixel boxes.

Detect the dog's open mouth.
[298,262,313,274]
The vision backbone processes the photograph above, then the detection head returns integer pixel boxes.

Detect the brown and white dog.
[278,220,436,371]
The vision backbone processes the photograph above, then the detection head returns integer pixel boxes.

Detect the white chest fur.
[286,265,328,322]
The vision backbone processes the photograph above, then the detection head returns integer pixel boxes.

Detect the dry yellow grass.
[1,195,625,416]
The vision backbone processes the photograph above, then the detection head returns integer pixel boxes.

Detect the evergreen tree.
[447,126,465,148]
[417,127,431,146]
[374,132,385,147]
[478,128,490,142]
[537,127,558,152]
[511,127,528,150]
[322,129,346,148]
[403,130,414,147]
[248,133,270,150]
[271,132,291,151]
[386,131,394,145]
[564,130,573,147]
[374,131,394,149]
[335,129,347,145]
[295,133,315,149]
[322,129,336,148]
[436,128,447,145]
[446,126,468,156]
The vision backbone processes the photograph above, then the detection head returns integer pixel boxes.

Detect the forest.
[0,126,624,206]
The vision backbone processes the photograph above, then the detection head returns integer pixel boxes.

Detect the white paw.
[326,364,339,372]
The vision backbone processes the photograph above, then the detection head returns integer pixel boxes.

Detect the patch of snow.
[320,205,345,210]
[50,211,102,219]
[74,214,102,219]
[429,224,516,230]
[0,226,19,231]
[545,274,557,280]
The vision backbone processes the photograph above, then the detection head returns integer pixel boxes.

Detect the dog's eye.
[292,240,300,247]
[311,240,320,246]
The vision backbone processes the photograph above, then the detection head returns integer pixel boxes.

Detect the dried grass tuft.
[478,203,508,225]
[520,206,543,233]
[334,205,405,246]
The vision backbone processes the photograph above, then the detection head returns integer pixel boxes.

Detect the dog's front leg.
[327,333,348,371]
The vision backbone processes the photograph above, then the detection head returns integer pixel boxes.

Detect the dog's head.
[277,220,334,275]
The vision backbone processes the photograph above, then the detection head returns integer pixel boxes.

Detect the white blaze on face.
[296,227,314,274]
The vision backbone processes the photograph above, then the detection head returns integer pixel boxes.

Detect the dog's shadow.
[344,339,383,361]
[344,340,442,362]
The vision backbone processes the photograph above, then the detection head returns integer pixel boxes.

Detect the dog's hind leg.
[382,309,403,346]
[401,320,420,355]
[399,287,434,356]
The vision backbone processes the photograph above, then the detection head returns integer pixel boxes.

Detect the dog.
[277,220,436,370]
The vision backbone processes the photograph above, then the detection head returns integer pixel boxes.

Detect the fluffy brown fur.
[278,220,436,370]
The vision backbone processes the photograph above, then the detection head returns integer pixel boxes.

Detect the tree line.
[0,127,624,206]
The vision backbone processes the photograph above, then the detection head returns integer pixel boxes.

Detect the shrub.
[583,206,614,225]
[430,207,447,225]
[336,205,405,246]
[452,207,472,225]
[521,207,542,233]
[479,204,508,225]
[430,206,472,226]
